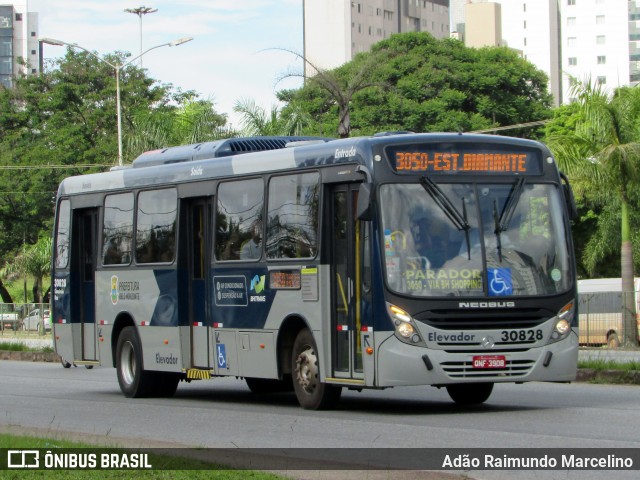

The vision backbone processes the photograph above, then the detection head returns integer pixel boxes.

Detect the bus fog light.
[411,334,421,343]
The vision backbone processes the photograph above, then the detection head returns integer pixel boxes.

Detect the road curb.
[575,368,640,384]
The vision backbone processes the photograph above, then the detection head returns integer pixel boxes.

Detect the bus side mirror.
[357,183,373,221]
[560,172,578,221]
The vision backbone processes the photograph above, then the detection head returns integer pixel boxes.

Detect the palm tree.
[233,98,311,137]
[125,98,234,159]
[550,79,640,347]
[1,236,52,304]
[273,48,385,138]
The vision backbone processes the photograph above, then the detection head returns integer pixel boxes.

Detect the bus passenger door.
[70,208,98,362]
[186,198,211,369]
[331,184,364,380]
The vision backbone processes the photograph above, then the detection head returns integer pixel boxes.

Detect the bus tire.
[446,383,494,405]
[116,326,154,398]
[292,329,341,410]
[245,376,293,394]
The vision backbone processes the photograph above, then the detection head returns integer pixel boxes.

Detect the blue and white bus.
[52,133,579,409]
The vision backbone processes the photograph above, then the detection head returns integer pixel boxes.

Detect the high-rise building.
[303,0,450,76]
[451,0,638,106]
[561,0,634,102]
[0,2,39,89]
[459,1,561,106]
[464,2,502,48]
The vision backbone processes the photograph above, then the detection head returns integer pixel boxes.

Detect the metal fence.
[0,303,51,334]
[578,291,640,348]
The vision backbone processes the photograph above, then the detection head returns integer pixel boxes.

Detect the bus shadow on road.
[170,382,544,415]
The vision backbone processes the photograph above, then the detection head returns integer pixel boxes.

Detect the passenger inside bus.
[240,222,262,260]
[412,216,448,269]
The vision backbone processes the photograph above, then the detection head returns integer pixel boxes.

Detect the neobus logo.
[459,301,516,309]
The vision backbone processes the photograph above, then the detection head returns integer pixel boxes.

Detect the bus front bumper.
[375,330,579,387]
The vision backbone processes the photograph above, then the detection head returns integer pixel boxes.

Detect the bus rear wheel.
[116,326,154,398]
[292,329,341,410]
[446,383,494,405]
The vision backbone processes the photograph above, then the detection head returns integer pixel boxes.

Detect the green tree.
[0,49,166,261]
[0,236,51,304]
[0,48,231,266]
[281,33,553,137]
[549,79,640,347]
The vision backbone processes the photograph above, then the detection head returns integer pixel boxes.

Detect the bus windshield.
[380,181,571,297]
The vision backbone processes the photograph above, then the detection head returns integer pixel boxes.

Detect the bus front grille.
[440,359,535,378]
[416,308,554,330]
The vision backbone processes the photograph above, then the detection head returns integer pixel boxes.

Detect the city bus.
[52,132,579,410]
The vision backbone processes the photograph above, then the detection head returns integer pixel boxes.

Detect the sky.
[23,0,305,128]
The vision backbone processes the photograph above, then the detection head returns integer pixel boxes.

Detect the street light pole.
[124,6,158,67]
[39,37,193,166]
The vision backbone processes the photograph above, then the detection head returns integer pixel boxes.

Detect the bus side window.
[135,189,177,264]
[266,172,320,260]
[102,193,133,266]
[215,178,264,262]
[55,199,71,269]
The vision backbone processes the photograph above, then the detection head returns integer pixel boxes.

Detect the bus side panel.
[95,268,184,372]
[261,265,335,383]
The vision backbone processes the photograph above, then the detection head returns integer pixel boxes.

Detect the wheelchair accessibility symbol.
[488,268,513,296]
[216,344,227,369]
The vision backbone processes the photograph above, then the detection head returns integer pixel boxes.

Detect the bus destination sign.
[388,145,543,175]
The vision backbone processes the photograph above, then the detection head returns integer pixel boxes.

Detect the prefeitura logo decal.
[111,275,118,305]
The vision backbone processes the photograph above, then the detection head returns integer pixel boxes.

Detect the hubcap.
[120,341,136,386]
[295,345,318,395]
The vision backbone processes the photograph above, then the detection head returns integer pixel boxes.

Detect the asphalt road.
[1,360,638,480]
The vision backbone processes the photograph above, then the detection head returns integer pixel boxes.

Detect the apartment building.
[452,0,638,106]
[561,0,634,102]
[303,0,450,75]
[0,2,39,89]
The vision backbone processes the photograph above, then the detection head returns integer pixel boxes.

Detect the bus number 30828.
[500,329,544,343]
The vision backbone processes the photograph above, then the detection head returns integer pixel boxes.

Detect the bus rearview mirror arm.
[357,182,373,221]
[559,172,578,221]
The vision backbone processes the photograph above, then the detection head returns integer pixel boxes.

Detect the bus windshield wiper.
[420,176,471,259]
[494,178,526,261]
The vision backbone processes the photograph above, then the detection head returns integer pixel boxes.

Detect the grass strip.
[578,358,640,372]
[1,434,284,479]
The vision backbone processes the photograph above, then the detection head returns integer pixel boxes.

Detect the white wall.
[303,0,351,75]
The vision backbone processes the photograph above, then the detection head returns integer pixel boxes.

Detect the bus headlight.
[387,303,426,346]
[550,301,574,342]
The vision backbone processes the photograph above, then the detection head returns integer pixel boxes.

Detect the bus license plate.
[472,355,506,369]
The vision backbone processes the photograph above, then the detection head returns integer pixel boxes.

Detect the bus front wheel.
[116,326,154,398]
[446,383,494,405]
[292,329,341,410]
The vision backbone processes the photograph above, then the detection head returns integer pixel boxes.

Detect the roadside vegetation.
[578,358,640,372]
[0,434,284,479]
[0,342,53,352]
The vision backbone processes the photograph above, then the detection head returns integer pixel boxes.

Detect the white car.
[22,309,51,332]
